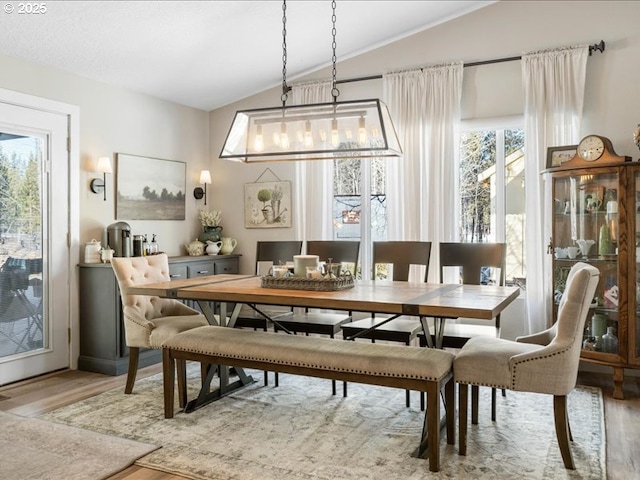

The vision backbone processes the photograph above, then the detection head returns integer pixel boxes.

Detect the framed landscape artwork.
[244,180,292,228]
[546,145,577,169]
[116,153,186,220]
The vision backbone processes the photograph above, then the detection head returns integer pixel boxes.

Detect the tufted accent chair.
[111,254,208,394]
[454,262,599,469]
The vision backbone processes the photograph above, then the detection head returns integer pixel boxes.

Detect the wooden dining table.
[127,274,520,411]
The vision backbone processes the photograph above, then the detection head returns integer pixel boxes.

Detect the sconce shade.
[97,156,113,174]
[91,156,112,201]
[199,170,212,184]
[194,170,211,205]
[220,98,402,163]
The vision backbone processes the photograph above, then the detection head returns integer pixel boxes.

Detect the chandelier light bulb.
[331,118,340,147]
[280,122,290,149]
[358,116,367,145]
[254,124,264,152]
[304,120,314,148]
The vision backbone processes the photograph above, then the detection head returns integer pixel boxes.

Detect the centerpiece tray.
[261,274,354,291]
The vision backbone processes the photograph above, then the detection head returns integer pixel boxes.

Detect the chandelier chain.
[281,0,288,104]
[331,0,340,101]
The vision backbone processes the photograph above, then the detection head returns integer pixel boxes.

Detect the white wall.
[209,1,640,274]
[0,52,210,261]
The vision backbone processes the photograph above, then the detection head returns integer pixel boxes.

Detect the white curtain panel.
[291,81,334,242]
[383,64,463,281]
[522,45,588,333]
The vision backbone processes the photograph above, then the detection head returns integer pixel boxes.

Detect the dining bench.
[162,325,455,472]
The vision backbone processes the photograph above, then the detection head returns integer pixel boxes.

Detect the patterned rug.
[42,369,606,480]
[1,410,158,480]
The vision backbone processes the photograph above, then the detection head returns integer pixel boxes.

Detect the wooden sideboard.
[78,254,240,375]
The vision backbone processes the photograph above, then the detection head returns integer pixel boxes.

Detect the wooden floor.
[0,365,638,480]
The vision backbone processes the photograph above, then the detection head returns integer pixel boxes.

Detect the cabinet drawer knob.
[197,270,209,275]
[170,274,182,278]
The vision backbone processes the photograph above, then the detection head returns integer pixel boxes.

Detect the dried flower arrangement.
[198,209,222,227]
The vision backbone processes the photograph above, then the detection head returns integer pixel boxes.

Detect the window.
[332,157,387,279]
[459,119,525,286]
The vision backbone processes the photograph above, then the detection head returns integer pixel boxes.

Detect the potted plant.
[197,209,223,243]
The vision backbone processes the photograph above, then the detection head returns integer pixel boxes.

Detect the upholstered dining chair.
[419,242,507,420]
[340,241,432,407]
[454,262,599,469]
[111,254,209,395]
[272,240,360,394]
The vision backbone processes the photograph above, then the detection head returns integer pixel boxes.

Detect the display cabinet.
[544,137,637,399]
[78,254,240,375]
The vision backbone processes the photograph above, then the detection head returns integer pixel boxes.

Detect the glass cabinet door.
[633,171,640,366]
[552,171,620,358]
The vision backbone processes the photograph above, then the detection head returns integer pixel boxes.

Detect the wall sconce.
[193,169,212,205]
[90,156,113,201]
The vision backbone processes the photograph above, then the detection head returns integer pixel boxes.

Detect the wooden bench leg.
[177,359,187,409]
[471,385,479,425]
[459,383,468,456]
[491,387,497,421]
[162,348,175,419]
[427,381,441,472]
[445,377,455,446]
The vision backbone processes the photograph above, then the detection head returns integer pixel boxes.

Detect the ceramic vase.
[198,225,223,244]
[598,224,614,255]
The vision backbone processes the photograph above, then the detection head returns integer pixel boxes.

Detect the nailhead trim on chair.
[511,345,574,384]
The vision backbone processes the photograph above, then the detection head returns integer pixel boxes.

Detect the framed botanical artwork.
[546,145,577,169]
[244,180,292,228]
[116,153,186,220]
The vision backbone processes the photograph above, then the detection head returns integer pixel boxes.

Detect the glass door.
[0,100,70,384]
[552,169,621,360]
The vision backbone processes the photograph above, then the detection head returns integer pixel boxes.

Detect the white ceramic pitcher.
[206,240,222,255]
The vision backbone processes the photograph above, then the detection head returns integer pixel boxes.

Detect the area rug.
[42,369,606,480]
[0,410,158,480]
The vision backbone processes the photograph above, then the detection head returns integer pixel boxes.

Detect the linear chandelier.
[220,0,402,163]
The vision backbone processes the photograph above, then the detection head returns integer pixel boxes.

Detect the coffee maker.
[106,221,132,257]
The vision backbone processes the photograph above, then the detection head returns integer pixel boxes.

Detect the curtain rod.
[335,40,605,86]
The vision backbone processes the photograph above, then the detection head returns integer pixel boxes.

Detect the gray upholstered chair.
[111,254,208,394]
[454,262,599,469]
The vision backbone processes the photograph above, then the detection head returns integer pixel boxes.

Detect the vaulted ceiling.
[0,1,494,110]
